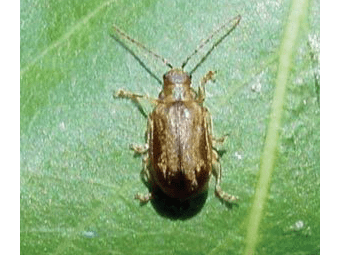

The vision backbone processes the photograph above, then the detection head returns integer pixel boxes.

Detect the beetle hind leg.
[212,134,229,147]
[129,143,149,154]
[135,192,154,203]
[212,150,238,203]
[134,155,155,203]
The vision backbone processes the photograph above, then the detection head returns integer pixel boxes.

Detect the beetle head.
[163,68,191,87]
[163,68,192,100]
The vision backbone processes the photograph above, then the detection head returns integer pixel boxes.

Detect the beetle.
[113,15,241,204]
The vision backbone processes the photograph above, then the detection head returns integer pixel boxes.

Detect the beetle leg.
[114,89,158,118]
[114,89,158,104]
[212,135,229,147]
[205,104,229,148]
[129,143,149,154]
[206,109,227,148]
[141,156,151,181]
[212,149,239,203]
[135,155,155,203]
[137,169,154,202]
[135,192,154,203]
[134,116,155,204]
[198,70,216,103]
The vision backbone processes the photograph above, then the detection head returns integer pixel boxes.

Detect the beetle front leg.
[114,89,158,104]
[198,70,216,103]
[114,89,158,118]
[212,150,238,203]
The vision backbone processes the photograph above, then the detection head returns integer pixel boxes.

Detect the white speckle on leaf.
[251,82,262,93]
[308,34,320,62]
[59,121,65,131]
[234,152,242,160]
[295,77,303,85]
[251,71,265,93]
[293,220,304,230]
[289,220,306,232]
[82,231,98,238]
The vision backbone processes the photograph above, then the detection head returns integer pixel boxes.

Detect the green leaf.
[21,0,319,254]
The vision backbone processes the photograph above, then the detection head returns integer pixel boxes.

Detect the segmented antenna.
[181,15,241,73]
[112,25,173,69]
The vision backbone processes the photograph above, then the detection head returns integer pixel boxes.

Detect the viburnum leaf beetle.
[113,15,241,204]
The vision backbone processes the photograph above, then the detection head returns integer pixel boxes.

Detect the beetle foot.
[114,89,143,99]
[135,192,154,204]
[201,70,216,86]
[212,134,229,146]
[215,186,239,203]
[129,143,149,154]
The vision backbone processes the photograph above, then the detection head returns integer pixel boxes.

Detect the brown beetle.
[113,15,241,203]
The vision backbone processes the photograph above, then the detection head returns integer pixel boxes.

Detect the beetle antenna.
[112,25,173,69]
[181,15,241,74]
